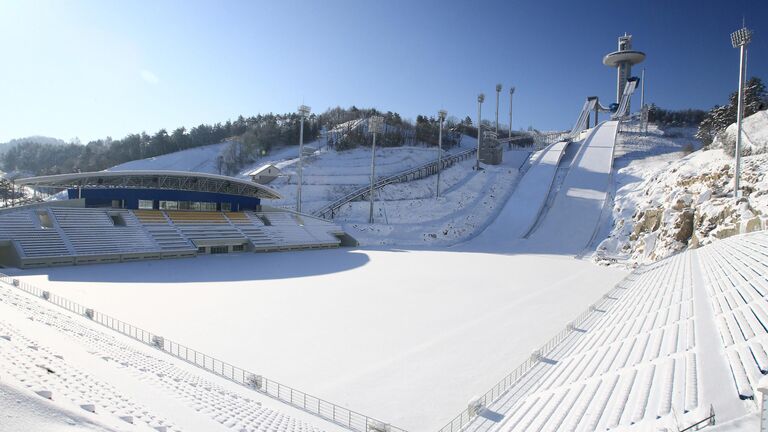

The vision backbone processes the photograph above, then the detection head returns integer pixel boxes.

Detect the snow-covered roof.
[247,164,282,176]
[16,170,282,200]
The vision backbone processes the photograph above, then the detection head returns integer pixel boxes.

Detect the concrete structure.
[602,33,645,105]
[248,164,282,185]
[479,131,503,165]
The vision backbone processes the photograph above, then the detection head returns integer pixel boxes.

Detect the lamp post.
[368,115,384,223]
[476,93,484,170]
[437,109,447,198]
[495,84,502,135]
[296,104,311,212]
[508,86,515,139]
[731,26,752,199]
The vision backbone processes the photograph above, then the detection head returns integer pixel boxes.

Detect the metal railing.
[313,148,477,220]
[435,269,644,432]
[679,405,715,431]
[0,273,405,432]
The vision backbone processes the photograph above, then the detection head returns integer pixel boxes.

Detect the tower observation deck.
[603,34,645,105]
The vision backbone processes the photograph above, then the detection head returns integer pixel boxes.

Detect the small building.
[480,131,503,165]
[248,164,282,185]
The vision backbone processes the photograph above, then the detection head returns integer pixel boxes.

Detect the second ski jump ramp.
[525,120,618,253]
[467,140,569,247]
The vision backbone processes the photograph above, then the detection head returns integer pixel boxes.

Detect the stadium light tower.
[436,109,447,198]
[731,25,752,199]
[508,86,515,139]
[495,84,502,134]
[296,104,311,213]
[368,115,384,223]
[475,93,484,170]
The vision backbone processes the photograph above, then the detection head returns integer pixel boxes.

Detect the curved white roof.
[16,170,282,200]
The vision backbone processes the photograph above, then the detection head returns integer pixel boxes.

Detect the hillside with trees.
[696,76,768,147]
[0,107,476,177]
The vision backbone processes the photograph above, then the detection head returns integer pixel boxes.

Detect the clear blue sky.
[0,0,765,143]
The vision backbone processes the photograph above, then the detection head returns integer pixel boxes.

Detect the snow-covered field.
[8,248,627,431]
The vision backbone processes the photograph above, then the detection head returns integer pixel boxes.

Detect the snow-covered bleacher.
[0,208,71,265]
[699,232,768,400]
[0,204,345,268]
[51,207,160,262]
[492,255,698,431]
[259,211,343,249]
[166,211,246,246]
[465,251,702,432]
[0,280,328,432]
[134,210,197,254]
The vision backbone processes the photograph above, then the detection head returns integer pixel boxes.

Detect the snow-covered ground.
[338,148,529,246]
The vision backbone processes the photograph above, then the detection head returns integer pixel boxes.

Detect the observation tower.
[603,34,645,103]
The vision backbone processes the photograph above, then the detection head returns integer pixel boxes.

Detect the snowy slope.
[523,121,618,253]
[465,141,568,247]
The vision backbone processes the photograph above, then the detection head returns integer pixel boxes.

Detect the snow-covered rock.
[712,109,768,155]
[597,148,768,265]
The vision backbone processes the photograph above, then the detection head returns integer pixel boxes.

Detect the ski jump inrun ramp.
[468,120,618,255]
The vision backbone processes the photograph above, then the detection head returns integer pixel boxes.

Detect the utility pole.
[476,93,484,170]
[731,25,752,199]
[436,109,447,198]
[508,86,515,139]
[368,116,384,223]
[495,84,502,135]
[296,105,311,212]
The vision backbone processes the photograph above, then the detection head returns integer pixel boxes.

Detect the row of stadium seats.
[698,233,768,400]
[0,206,346,268]
[0,208,70,258]
[468,253,701,432]
[464,232,768,432]
[0,282,328,432]
[51,208,159,256]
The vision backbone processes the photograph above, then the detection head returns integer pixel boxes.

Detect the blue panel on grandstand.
[67,188,261,211]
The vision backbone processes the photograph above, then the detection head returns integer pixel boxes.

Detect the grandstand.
[0,171,353,268]
[454,231,768,432]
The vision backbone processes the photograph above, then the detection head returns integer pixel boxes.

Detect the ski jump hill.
[466,120,618,255]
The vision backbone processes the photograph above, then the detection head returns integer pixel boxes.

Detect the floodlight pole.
[296,105,311,213]
[640,69,645,111]
[437,110,447,198]
[476,93,484,170]
[508,86,515,139]
[368,116,384,223]
[731,26,752,199]
[495,84,502,135]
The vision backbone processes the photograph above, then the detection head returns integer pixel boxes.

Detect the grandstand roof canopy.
[17,170,282,200]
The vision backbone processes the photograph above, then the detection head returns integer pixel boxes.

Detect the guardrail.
[435,268,644,432]
[0,273,405,432]
[313,148,477,220]
[679,405,715,431]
